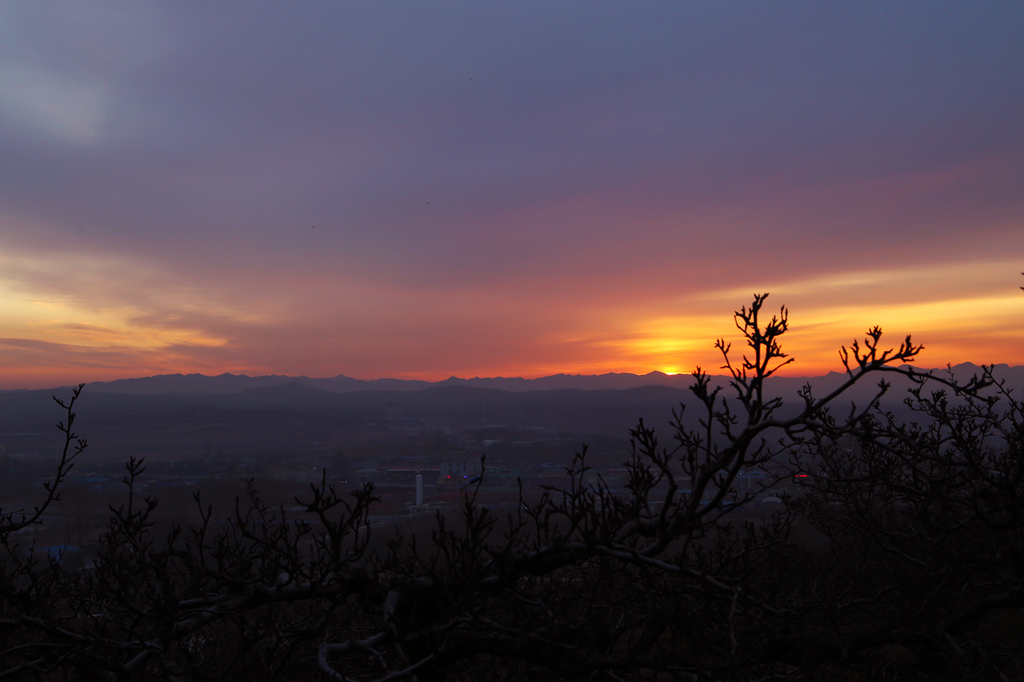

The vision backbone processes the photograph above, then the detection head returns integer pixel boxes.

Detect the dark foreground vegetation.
[2,293,1023,681]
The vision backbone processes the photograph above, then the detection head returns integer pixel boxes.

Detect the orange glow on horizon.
[2,257,1021,390]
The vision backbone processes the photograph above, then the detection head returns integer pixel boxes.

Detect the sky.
[1,2,1022,389]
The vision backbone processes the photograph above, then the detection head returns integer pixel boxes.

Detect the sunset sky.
[1,3,1022,389]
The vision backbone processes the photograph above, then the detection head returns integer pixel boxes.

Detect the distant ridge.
[83,371,694,395]
[2,365,1021,444]
[78,364,1024,397]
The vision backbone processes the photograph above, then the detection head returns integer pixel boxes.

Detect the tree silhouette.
[1,292,1022,680]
